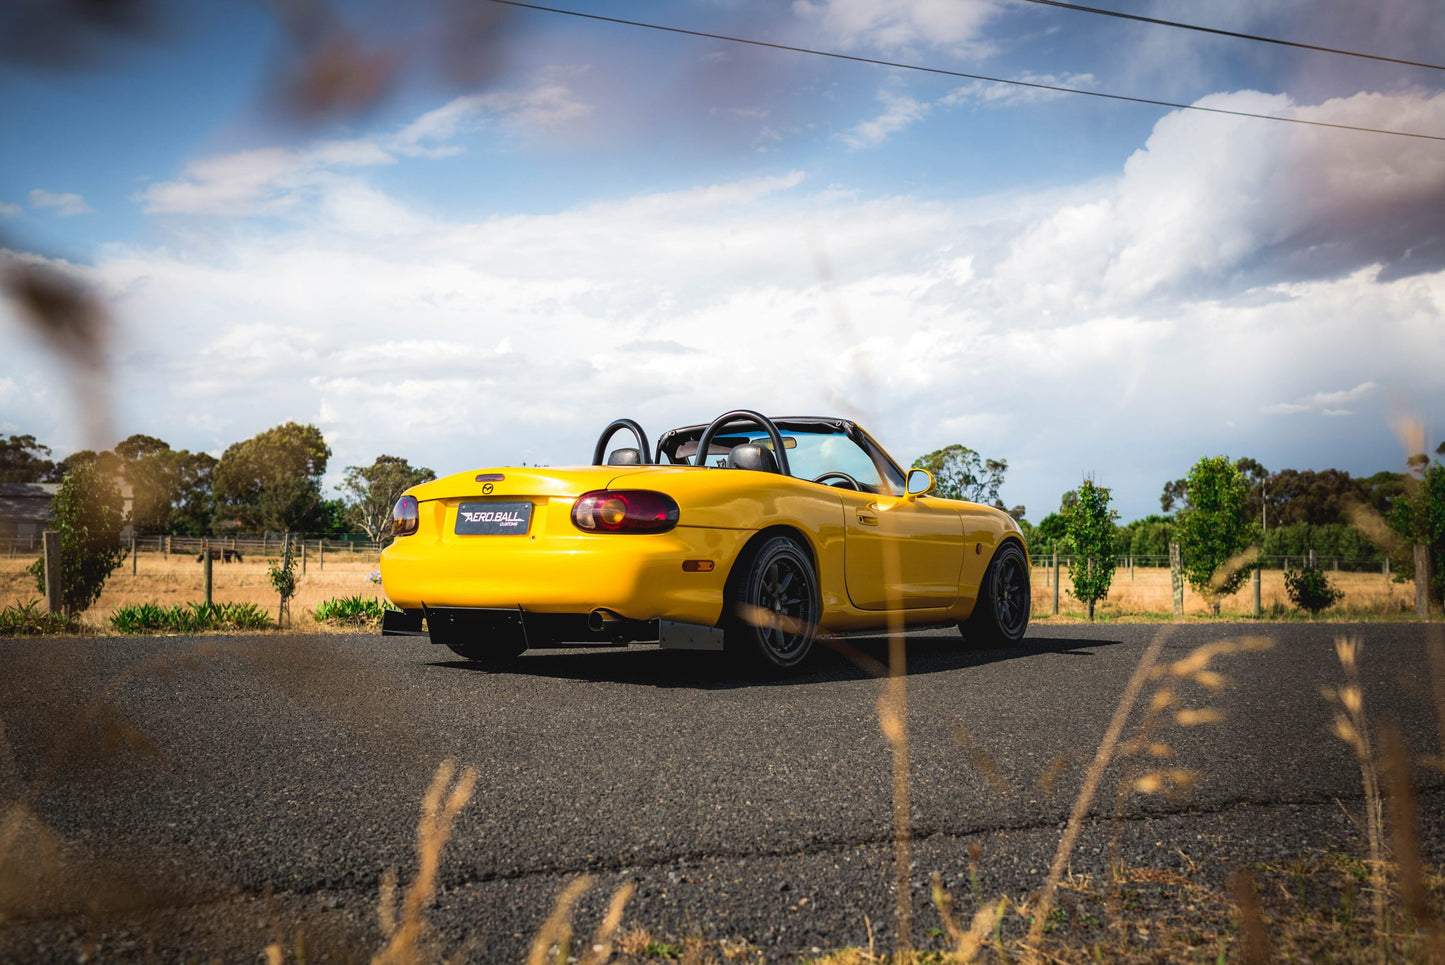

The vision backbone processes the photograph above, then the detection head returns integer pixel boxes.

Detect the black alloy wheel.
[725,535,819,670]
[962,541,1030,646]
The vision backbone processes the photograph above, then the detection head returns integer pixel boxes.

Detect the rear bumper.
[380,522,744,627]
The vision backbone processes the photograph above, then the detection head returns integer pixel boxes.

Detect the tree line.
[914,442,1445,616]
[0,425,434,540]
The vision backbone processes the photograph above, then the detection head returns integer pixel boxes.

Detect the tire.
[724,535,820,671]
[961,541,1030,646]
[430,616,526,668]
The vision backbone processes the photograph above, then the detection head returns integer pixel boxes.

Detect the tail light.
[392,495,419,537]
[572,490,679,533]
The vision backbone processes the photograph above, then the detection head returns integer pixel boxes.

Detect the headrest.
[607,448,643,466]
[726,443,778,473]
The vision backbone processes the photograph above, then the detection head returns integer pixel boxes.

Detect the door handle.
[857,514,879,526]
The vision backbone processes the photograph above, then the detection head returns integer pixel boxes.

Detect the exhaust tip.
[587,608,622,633]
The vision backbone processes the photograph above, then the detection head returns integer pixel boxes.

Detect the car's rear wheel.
[430,617,526,667]
[724,535,820,671]
[961,541,1030,646]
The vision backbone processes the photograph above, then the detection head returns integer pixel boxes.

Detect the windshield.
[664,423,904,495]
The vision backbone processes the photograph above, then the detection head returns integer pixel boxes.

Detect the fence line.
[1,533,385,559]
[1030,553,1393,573]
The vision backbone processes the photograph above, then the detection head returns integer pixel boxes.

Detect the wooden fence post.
[319,539,324,571]
[1252,567,1261,618]
[301,539,307,575]
[1416,545,1432,621]
[203,539,213,606]
[164,534,171,559]
[43,530,62,615]
[1169,541,1184,618]
[131,537,137,576]
[1051,548,1060,616]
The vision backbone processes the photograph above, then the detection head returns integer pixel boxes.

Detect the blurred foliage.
[27,460,127,614]
[1061,478,1117,620]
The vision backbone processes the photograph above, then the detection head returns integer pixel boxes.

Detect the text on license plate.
[455,501,532,535]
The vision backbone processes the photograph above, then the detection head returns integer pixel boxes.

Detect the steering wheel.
[812,471,862,491]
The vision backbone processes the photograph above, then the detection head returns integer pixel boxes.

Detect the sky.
[1,0,1443,522]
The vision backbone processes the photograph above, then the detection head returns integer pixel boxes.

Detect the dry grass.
[0,550,385,629]
[1032,563,1421,620]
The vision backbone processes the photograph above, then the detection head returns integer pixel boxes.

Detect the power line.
[1012,0,1445,73]
[482,0,1445,143]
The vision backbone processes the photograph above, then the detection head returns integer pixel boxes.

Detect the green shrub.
[27,461,127,614]
[1284,563,1344,614]
[0,600,82,636]
[109,600,273,634]
[312,594,392,627]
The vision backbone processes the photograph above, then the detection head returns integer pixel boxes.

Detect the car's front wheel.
[961,541,1030,646]
[724,535,820,671]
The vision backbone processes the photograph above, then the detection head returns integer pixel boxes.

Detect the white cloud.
[136,77,590,218]
[1263,381,1379,416]
[28,189,92,216]
[839,90,930,148]
[392,81,591,158]
[991,89,1445,309]
[941,71,1099,108]
[792,0,1004,56]
[0,201,21,218]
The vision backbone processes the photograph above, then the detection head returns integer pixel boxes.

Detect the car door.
[840,489,965,609]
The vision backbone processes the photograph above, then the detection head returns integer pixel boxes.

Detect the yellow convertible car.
[381,410,1029,670]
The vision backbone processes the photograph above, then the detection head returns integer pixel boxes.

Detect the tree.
[111,435,218,535]
[1061,478,1118,621]
[1159,478,1187,513]
[0,434,55,482]
[1176,456,1256,615]
[1388,441,1445,606]
[213,422,331,533]
[27,461,127,614]
[340,455,437,540]
[1264,468,1366,526]
[1234,457,1270,533]
[912,445,1008,505]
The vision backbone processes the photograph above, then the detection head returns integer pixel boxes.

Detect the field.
[0,546,385,628]
[1030,562,1422,620]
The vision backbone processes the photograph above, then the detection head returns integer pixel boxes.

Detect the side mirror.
[906,468,935,497]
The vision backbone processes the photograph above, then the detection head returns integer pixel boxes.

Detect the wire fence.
[0,533,385,561]
[1029,552,1395,574]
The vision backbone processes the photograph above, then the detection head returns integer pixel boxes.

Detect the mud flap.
[657,620,725,651]
[382,608,426,636]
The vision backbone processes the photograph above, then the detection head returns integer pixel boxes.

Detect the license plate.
[455,501,532,535]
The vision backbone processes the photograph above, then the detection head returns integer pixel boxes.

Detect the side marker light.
[682,560,715,572]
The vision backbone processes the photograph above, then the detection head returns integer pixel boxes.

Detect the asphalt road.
[2,623,1443,962]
